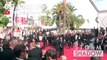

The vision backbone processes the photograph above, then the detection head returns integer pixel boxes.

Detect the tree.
[75,15,85,29]
[0,0,25,27]
[52,2,77,30]
[52,2,85,30]
[0,15,9,27]
[39,6,53,26]
[71,15,85,30]
[39,15,52,26]
[69,14,76,30]
[52,2,63,32]
[0,0,9,27]
[10,0,24,26]
[0,2,6,15]
[66,3,77,30]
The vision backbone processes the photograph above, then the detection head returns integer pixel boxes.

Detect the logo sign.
[74,50,103,57]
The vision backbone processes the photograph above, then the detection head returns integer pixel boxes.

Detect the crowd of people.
[0,27,107,60]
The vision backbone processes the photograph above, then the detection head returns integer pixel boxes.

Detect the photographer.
[102,35,107,52]
[44,49,57,60]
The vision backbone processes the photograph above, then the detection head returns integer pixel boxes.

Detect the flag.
[4,10,10,15]
[16,17,21,22]
[22,17,26,24]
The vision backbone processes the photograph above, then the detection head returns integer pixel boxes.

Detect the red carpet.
[41,43,107,60]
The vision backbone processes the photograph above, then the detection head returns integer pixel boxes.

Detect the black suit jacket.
[103,37,107,45]
[12,58,19,60]
[0,48,15,60]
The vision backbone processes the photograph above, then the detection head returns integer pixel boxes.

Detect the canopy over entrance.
[89,0,107,12]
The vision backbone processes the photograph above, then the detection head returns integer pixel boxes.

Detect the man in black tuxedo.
[43,49,57,60]
[103,35,107,52]
[13,44,28,60]
[0,37,19,60]
[42,33,47,48]
[28,38,42,60]
[0,46,15,60]
[71,34,75,47]
[24,34,29,41]
[54,36,62,57]
[3,34,11,48]
[65,33,71,48]
[47,34,52,46]
[59,35,64,56]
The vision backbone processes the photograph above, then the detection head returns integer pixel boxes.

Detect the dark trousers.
[78,39,82,47]
[66,40,71,48]
[43,41,47,48]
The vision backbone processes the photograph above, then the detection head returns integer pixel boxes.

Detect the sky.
[17,0,98,28]
[92,0,107,11]
[20,0,97,20]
